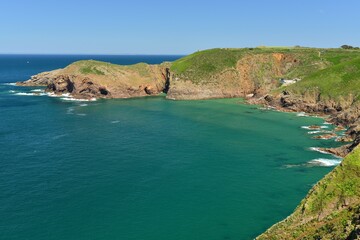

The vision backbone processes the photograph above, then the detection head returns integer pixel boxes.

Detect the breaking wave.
[307,158,341,167]
[30,89,44,92]
[15,92,46,96]
[61,97,96,102]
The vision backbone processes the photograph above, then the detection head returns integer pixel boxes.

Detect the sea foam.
[61,97,96,102]
[307,158,342,167]
[309,147,332,155]
[15,92,46,96]
[31,89,44,92]
[301,125,329,130]
[297,112,308,117]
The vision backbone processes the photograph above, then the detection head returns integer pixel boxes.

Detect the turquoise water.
[0,56,343,240]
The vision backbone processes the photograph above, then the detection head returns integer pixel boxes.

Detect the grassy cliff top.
[170,47,360,84]
[258,146,360,239]
[54,60,170,88]
[64,60,169,77]
[286,57,360,101]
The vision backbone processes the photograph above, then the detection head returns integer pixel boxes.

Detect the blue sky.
[0,0,359,54]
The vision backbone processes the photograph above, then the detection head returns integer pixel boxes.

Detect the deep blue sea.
[0,55,344,240]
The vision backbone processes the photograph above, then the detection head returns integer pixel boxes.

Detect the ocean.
[0,55,344,240]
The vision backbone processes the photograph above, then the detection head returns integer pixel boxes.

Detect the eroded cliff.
[18,60,171,99]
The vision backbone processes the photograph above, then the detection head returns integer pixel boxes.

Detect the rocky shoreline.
[17,69,360,158]
[246,91,360,158]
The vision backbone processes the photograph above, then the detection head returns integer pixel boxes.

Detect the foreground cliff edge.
[17,47,360,238]
[257,145,360,239]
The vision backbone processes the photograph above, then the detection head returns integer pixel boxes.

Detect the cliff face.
[257,146,360,240]
[167,51,301,100]
[18,60,170,99]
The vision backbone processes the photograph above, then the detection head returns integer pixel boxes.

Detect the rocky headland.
[17,47,360,239]
[17,60,171,99]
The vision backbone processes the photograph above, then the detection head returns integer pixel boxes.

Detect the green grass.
[170,47,360,86]
[287,57,360,101]
[170,48,246,83]
[69,60,156,77]
[80,66,105,75]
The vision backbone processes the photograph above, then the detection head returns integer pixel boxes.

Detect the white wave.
[47,92,60,97]
[66,107,74,114]
[2,83,16,86]
[61,97,96,102]
[302,126,320,130]
[307,158,342,167]
[259,106,276,110]
[307,130,333,135]
[111,120,120,124]
[302,125,329,130]
[15,92,46,96]
[308,131,322,134]
[79,103,88,107]
[76,113,87,116]
[297,112,308,117]
[9,90,16,93]
[323,121,332,125]
[309,147,332,155]
[47,92,72,98]
[31,89,44,92]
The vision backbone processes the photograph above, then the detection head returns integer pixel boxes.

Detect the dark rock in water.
[319,145,350,157]
[312,133,337,140]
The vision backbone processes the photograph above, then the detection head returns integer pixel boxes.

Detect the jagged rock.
[16,69,62,86]
[18,60,170,99]
[144,85,156,95]
[312,133,337,140]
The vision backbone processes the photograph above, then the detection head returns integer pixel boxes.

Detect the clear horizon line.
[0,53,188,56]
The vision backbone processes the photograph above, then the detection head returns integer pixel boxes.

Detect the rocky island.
[17,47,360,239]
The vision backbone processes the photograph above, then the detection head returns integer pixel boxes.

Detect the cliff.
[167,48,360,100]
[257,146,360,240]
[17,60,170,99]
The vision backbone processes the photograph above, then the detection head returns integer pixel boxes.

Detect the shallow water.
[0,55,344,240]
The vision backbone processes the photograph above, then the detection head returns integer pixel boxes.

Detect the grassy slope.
[66,60,156,77]
[58,60,170,89]
[171,48,360,88]
[286,57,360,101]
[257,146,360,240]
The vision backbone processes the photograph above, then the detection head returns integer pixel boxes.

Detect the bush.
[341,45,354,49]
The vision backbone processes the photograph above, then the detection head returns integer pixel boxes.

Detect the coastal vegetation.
[287,57,360,101]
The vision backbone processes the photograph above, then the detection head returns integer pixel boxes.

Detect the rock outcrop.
[167,52,301,100]
[17,60,170,99]
[17,69,62,86]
